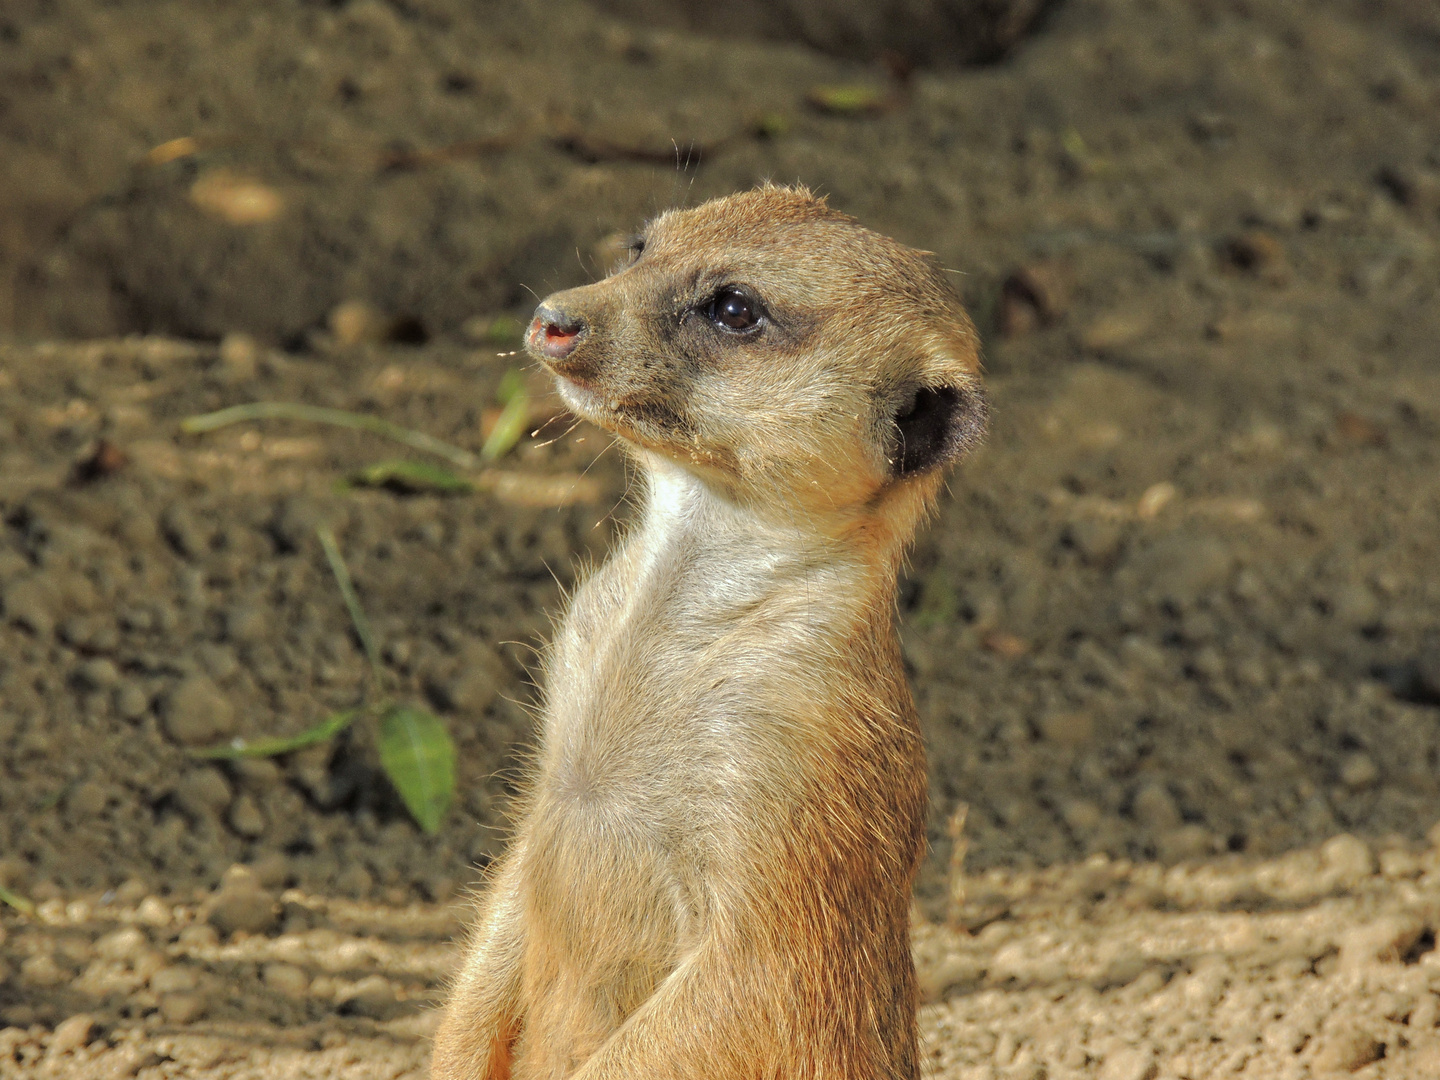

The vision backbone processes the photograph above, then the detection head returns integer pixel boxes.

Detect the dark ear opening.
[892,383,988,476]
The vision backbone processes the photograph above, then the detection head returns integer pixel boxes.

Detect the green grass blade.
[481,393,529,461]
[348,459,476,494]
[192,708,360,759]
[0,884,36,916]
[316,525,383,682]
[180,402,481,470]
[378,705,456,834]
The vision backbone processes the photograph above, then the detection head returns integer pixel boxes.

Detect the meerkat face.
[524,185,985,513]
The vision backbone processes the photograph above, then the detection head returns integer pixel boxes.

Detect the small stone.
[262,962,310,997]
[47,1014,96,1056]
[329,299,389,346]
[1158,825,1215,864]
[1321,833,1375,887]
[161,676,236,746]
[337,974,399,1019]
[114,683,150,721]
[190,169,283,226]
[19,954,66,988]
[160,504,208,560]
[1097,1045,1156,1080]
[231,757,283,795]
[335,864,373,899]
[227,794,267,838]
[1310,1027,1383,1073]
[174,767,232,818]
[72,658,119,691]
[1060,798,1101,833]
[113,878,148,906]
[206,866,279,936]
[158,992,207,1025]
[136,896,172,927]
[218,333,259,381]
[149,965,201,995]
[1339,752,1379,790]
[1133,783,1181,831]
[222,604,268,645]
[1339,914,1425,969]
[3,576,58,637]
[249,853,290,890]
[94,927,148,961]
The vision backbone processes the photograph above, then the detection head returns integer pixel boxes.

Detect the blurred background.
[1,0,1439,1043]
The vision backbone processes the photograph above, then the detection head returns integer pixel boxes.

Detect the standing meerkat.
[433,185,986,1080]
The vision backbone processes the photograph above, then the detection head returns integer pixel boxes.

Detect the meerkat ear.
[891,382,988,476]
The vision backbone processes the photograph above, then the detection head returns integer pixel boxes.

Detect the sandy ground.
[8,833,1440,1078]
[2,0,1440,1075]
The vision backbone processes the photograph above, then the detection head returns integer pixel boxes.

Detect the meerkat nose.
[529,304,587,361]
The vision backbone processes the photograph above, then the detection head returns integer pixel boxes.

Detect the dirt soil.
[2,0,1440,1076]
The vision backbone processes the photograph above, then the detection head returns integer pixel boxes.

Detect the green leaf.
[805,84,889,116]
[348,459,476,495]
[0,883,35,917]
[192,708,360,759]
[378,705,456,834]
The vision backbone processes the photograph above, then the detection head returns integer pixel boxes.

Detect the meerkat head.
[524,185,985,525]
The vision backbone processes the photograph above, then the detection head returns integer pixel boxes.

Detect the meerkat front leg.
[431,852,529,1080]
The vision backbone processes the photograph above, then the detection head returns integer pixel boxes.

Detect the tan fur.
[432,186,985,1080]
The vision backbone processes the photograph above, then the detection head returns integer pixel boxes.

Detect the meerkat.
[432,185,986,1080]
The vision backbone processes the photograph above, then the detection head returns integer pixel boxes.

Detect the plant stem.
[181,402,481,469]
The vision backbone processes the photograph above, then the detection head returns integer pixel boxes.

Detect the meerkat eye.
[708,287,762,333]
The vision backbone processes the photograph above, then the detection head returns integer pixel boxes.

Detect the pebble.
[160,676,236,746]
[1310,1027,1383,1073]
[1132,783,1181,831]
[337,974,399,1019]
[227,794,267,838]
[1338,914,1425,968]
[174,767,233,818]
[46,1014,96,1056]
[149,965,201,995]
[1339,751,1378,790]
[4,576,59,637]
[20,954,66,988]
[262,962,310,997]
[158,992,207,1025]
[1320,833,1375,888]
[94,927,148,961]
[114,683,151,721]
[1097,1045,1155,1080]
[206,866,279,936]
[72,658,119,691]
[218,333,259,381]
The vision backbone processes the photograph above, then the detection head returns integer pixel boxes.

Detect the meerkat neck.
[634,455,904,627]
